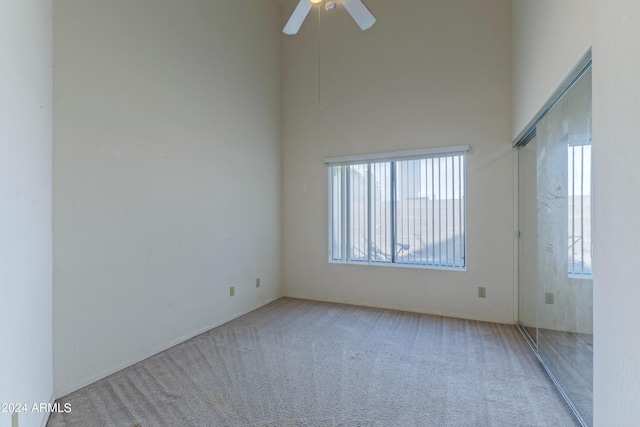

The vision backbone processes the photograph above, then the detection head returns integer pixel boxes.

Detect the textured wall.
[592,0,640,423]
[282,0,515,323]
[0,1,53,426]
[511,0,594,139]
[53,0,282,395]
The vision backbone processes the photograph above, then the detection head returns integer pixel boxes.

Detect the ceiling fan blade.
[342,0,376,31]
[283,0,313,35]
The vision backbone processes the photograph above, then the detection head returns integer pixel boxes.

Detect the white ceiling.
[274,0,297,7]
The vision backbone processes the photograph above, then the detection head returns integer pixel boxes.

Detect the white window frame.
[567,139,592,278]
[326,146,469,270]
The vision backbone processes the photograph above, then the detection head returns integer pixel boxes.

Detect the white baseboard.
[54,295,281,400]
[282,292,514,325]
[53,293,511,403]
[38,394,56,427]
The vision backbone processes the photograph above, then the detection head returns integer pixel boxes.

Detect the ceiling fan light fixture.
[283,0,376,35]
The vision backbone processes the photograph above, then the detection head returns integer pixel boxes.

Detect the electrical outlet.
[545,292,554,304]
[478,287,486,298]
[230,286,235,297]
[256,278,260,288]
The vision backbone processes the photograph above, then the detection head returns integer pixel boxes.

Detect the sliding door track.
[516,324,588,427]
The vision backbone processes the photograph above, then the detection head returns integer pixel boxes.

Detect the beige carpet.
[48,298,579,426]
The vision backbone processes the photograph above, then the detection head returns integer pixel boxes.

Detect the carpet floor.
[48,298,580,427]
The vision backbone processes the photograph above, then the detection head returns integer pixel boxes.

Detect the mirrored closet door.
[517,63,592,427]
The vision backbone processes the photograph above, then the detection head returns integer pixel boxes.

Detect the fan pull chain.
[317,4,322,110]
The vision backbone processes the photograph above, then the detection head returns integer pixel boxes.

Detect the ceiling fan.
[283,0,376,35]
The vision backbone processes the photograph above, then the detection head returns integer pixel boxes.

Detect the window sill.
[329,259,466,272]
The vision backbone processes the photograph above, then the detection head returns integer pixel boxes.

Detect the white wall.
[0,1,53,426]
[53,0,282,395]
[282,0,514,323]
[592,0,640,424]
[511,0,594,139]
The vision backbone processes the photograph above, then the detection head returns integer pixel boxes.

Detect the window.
[568,142,592,277]
[327,147,467,270]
